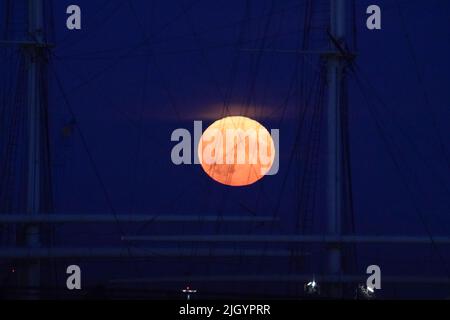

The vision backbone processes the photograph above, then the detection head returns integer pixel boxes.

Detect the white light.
[357,284,376,300]
[304,279,320,295]
[182,286,197,301]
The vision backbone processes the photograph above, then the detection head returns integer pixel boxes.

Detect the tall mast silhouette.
[327,0,347,296]
[22,0,47,298]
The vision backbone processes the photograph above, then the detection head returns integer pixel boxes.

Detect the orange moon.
[198,116,275,187]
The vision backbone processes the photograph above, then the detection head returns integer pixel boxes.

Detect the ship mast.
[326,0,347,296]
[23,0,45,297]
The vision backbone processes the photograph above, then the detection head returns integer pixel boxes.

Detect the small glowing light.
[182,286,197,293]
[304,279,320,295]
[182,285,197,300]
[357,284,376,300]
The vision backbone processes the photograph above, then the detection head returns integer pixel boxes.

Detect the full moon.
[198,116,275,187]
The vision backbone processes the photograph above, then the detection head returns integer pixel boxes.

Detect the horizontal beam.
[241,48,335,55]
[0,40,54,47]
[240,48,359,58]
[0,248,306,259]
[122,234,450,245]
[0,214,277,224]
[109,274,450,285]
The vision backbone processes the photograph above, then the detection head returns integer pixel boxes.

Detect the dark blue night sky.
[1,0,450,299]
